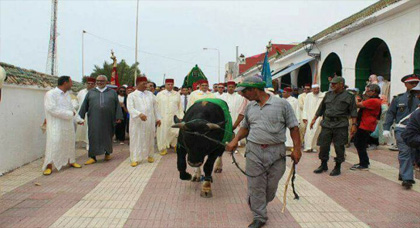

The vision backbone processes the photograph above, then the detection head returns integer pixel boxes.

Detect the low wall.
[0,84,49,175]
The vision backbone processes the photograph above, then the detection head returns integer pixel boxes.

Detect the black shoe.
[398,174,402,181]
[402,180,413,189]
[248,220,265,228]
[179,171,192,181]
[330,163,341,176]
[350,164,369,171]
[313,161,328,174]
[406,180,416,184]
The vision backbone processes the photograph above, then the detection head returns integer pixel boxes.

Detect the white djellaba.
[127,90,161,163]
[76,88,89,145]
[220,92,245,134]
[285,96,300,148]
[43,88,79,171]
[302,85,325,151]
[0,66,6,102]
[156,89,183,152]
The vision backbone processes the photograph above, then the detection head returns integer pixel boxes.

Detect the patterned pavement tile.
[0,144,130,227]
[50,148,161,228]
[1,142,420,227]
[125,150,301,228]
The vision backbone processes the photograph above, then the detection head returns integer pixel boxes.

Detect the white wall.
[316,1,420,96]
[242,0,420,97]
[0,85,49,175]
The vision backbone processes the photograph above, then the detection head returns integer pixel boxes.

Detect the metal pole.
[235,46,239,79]
[82,30,85,79]
[134,0,139,85]
[218,49,220,83]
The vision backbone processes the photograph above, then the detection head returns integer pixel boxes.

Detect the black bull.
[172,100,228,197]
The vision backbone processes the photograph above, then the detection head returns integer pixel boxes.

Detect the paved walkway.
[0,143,419,228]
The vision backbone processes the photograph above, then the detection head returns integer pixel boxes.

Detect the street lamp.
[203,47,221,83]
[303,36,321,59]
[239,54,246,64]
[82,30,86,78]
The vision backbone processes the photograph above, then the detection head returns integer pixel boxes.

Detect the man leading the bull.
[226,75,302,228]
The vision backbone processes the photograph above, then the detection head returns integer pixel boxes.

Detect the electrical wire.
[84,31,222,69]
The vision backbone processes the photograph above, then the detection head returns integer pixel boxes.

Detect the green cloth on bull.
[194,98,233,144]
[182,64,207,88]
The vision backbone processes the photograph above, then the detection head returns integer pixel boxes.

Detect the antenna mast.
[46,0,58,76]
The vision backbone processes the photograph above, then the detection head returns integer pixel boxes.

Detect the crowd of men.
[41,72,420,228]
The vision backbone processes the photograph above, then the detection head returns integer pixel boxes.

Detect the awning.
[272,58,315,79]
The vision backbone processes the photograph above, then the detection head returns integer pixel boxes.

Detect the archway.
[414,36,420,74]
[355,38,392,92]
[280,73,291,89]
[297,63,312,89]
[320,53,342,91]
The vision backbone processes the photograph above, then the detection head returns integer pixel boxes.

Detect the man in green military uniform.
[310,76,357,176]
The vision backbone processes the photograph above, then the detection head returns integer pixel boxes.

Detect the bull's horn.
[172,122,186,129]
[206,123,221,130]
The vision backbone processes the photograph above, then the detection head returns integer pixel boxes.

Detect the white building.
[239,0,420,97]
[0,62,82,175]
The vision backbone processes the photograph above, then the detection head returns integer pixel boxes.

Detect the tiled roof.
[239,44,295,74]
[276,0,401,60]
[1,62,82,90]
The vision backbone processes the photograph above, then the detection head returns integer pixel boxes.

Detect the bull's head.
[172,115,225,166]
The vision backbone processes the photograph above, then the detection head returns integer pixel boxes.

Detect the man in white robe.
[283,87,300,148]
[187,79,215,109]
[298,84,311,142]
[221,81,245,134]
[214,81,246,172]
[43,76,82,175]
[214,83,225,98]
[302,84,325,152]
[75,77,95,149]
[156,78,183,156]
[127,76,161,167]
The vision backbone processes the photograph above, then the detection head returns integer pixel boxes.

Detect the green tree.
[90,59,140,86]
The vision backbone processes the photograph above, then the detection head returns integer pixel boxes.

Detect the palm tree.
[90,59,140,86]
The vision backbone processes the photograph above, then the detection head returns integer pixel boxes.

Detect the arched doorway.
[355,38,392,92]
[321,53,342,91]
[297,63,312,89]
[280,73,291,89]
[414,36,420,74]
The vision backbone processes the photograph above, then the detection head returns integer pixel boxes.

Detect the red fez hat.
[227,81,236,86]
[136,76,148,84]
[284,87,293,92]
[304,83,311,87]
[218,83,225,87]
[86,77,96,83]
[165,78,174,84]
[200,80,209,84]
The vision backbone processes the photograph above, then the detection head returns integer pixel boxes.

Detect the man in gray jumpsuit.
[226,76,302,228]
[310,76,357,176]
[383,74,419,189]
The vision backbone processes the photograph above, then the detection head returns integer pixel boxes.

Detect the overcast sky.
[0,0,377,86]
